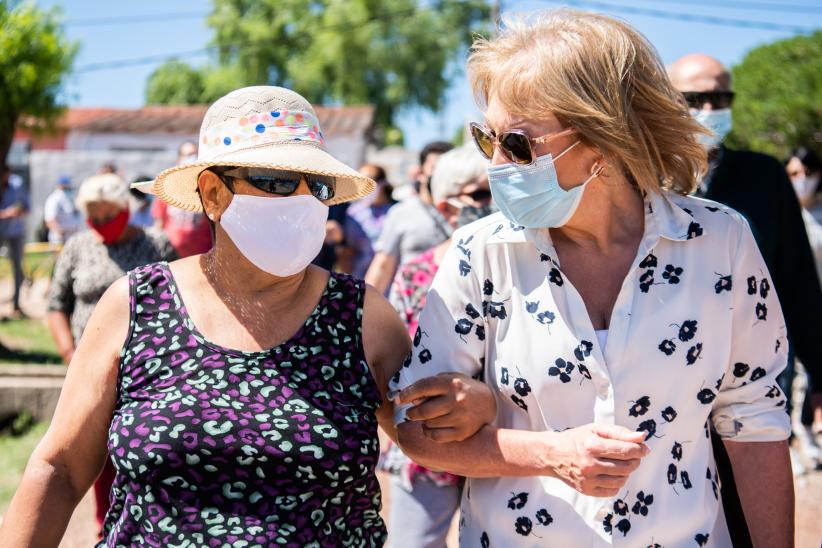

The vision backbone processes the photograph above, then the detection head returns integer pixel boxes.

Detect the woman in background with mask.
[786,147,822,279]
[1,86,494,547]
[390,10,793,547]
[785,146,822,465]
[45,172,177,536]
[382,145,494,548]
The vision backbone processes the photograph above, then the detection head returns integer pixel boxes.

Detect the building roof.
[70,104,375,137]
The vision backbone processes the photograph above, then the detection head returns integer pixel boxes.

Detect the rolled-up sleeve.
[389,238,486,424]
[711,216,791,442]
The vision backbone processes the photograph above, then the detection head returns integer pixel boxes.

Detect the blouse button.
[594,505,610,522]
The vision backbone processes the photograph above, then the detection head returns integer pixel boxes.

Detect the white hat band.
[199,108,325,158]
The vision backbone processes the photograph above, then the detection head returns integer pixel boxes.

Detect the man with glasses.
[670,53,822,544]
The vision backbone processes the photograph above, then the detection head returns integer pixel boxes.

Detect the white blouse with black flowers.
[391,190,790,548]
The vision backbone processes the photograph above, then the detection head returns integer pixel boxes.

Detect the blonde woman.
[391,10,793,547]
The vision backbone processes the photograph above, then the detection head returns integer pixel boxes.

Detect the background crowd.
[0,2,820,545]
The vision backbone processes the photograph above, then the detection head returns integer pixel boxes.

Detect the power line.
[74,4,426,73]
[65,11,208,27]
[631,0,822,14]
[541,0,819,33]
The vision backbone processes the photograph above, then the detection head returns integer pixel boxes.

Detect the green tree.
[146,0,490,142]
[145,59,206,105]
[0,1,77,164]
[727,31,822,160]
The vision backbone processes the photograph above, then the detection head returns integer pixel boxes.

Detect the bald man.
[671,53,822,545]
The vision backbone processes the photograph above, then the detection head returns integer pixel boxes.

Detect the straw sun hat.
[138,86,376,211]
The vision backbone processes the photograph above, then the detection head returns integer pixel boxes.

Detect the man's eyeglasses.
[470,122,575,166]
[212,167,336,201]
[682,91,735,111]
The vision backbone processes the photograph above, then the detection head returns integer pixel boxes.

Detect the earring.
[208,213,216,221]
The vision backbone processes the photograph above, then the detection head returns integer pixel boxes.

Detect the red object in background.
[151,200,213,258]
[88,210,130,245]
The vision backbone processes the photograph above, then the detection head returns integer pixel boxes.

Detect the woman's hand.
[544,424,650,497]
[393,373,497,443]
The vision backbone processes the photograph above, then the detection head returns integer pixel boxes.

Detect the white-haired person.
[390,10,793,547]
[1,86,494,547]
[44,172,177,535]
[383,145,494,548]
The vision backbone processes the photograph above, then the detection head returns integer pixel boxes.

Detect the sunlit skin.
[668,53,732,108]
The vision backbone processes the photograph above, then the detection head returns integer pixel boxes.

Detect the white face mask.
[220,194,328,277]
[793,174,820,202]
[693,109,733,149]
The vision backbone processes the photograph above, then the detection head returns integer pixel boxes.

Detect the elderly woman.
[384,145,494,548]
[391,10,793,547]
[1,86,492,547]
[46,172,178,534]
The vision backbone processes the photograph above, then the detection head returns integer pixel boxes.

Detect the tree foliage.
[145,59,206,105]
[0,1,77,164]
[145,0,490,143]
[727,31,822,160]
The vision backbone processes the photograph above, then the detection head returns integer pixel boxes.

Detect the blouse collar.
[486,190,705,266]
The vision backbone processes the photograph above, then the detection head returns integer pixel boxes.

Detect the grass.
[0,317,61,365]
[0,421,48,514]
[0,251,57,281]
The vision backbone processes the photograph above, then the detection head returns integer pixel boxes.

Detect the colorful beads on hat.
[202,109,325,154]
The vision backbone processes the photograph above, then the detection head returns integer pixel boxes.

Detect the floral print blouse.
[391,190,790,547]
[389,249,439,339]
[383,248,462,489]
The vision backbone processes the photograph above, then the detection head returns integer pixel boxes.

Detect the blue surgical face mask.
[693,109,732,149]
[487,141,600,228]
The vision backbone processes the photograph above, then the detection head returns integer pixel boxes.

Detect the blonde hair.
[75,173,130,214]
[468,9,708,194]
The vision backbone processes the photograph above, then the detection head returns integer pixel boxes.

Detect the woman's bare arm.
[724,440,794,547]
[362,284,412,443]
[0,277,130,547]
[47,311,75,364]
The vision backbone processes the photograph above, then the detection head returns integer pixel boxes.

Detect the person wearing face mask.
[43,175,82,244]
[151,141,213,257]
[365,141,454,294]
[390,11,795,547]
[0,86,497,547]
[381,145,494,548]
[786,147,822,276]
[340,164,397,278]
[44,172,177,535]
[670,52,822,537]
[785,147,822,467]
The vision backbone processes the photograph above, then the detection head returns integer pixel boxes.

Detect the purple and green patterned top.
[101,262,386,547]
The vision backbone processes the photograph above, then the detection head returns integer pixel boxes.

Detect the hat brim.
[151,142,375,212]
[130,180,156,194]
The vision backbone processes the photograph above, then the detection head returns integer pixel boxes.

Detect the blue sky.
[39,0,822,150]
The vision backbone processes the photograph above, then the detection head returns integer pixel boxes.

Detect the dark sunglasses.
[461,188,492,202]
[469,122,575,165]
[212,167,335,201]
[682,91,735,110]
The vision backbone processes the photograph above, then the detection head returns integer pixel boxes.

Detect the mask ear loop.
[585,163,606,185]
[552,139,581,161]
